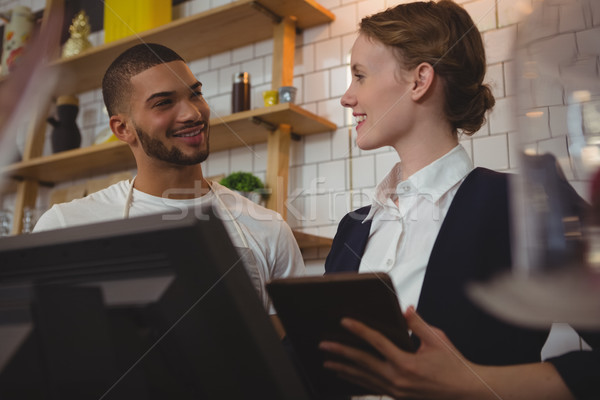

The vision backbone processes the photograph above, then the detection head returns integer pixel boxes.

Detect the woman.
[319,1,598,399]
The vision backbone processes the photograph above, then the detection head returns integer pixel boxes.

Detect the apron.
[123,177,267,308]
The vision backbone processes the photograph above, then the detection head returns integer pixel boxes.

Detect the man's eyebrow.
[145,81,203,103]
[351,64,363,73]
[146,91,174,103]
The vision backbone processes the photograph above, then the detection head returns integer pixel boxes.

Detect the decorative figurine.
[62,10,92,58]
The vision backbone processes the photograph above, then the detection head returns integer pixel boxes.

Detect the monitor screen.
[0,209,310,399]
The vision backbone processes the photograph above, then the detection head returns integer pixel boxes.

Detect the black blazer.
[325,167,599,399]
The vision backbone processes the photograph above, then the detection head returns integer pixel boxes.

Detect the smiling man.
[34,44,305,323]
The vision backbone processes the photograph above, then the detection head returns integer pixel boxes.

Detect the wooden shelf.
[1,103,336,184]
[293,230,333,249]
[212,102,336,149]
[48,0,334,96]
[2,0,336,249]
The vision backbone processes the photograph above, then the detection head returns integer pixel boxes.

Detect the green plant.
[219,171,264,193]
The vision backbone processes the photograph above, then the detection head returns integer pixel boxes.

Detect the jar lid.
[56,95,79,106]
[233,72,250,83]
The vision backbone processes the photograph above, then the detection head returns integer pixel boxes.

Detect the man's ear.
[109,114,136,144]
[411,62,435,101]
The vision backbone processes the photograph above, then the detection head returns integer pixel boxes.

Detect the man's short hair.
[102,43,184,116]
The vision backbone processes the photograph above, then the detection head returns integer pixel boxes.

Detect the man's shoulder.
[86,179,131,199]
[211,181,284,224]
[58,179,130,208]
[35,180,130,231]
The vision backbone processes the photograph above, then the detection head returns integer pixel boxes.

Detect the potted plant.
[219,171,269,204]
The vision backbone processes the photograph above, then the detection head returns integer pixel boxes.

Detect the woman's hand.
[319,306,496,399]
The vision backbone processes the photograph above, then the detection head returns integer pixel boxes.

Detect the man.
[34,43,304,330]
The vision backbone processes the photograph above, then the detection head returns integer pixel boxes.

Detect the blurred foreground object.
[469,0,600,329]
[103,0,171,43]
[62,10,92,58]
[0,5,63,172]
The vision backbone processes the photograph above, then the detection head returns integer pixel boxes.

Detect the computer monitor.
[0,209,310,399]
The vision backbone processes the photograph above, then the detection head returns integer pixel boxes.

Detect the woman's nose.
[340,87,355,108]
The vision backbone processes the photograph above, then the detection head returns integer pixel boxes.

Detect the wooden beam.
[271,16,297,90]
[268,15,297,219]
[11,100,51,234]
[11,179,39,234]
[265,124,291,219]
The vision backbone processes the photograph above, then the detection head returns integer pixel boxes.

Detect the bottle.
[232,72,250,113]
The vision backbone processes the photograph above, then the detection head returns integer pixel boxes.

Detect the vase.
[47,95,81,153]
[0,6,34,76]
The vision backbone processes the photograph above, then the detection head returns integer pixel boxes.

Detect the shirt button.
[386,259,393,266]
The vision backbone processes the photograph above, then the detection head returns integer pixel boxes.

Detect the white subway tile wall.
[473,133,510,170]
[2,0,587,247]
[0,0,593,358]
[463,0,496,32]
[484,25,517,64]
[1,0,592,260]
[485,63,505,99]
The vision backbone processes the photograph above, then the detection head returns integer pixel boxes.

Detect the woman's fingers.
[340,317,411,360]
[323,359,388,394]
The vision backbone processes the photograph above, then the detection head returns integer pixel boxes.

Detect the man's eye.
[154,99,172,107]
[192,91,203,98]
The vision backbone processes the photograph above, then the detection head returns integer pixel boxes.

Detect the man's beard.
[134,123,209,166]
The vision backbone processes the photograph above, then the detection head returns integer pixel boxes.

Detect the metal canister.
[232,72,251,113]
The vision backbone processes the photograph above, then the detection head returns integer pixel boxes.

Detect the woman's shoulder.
[467,167,509,181]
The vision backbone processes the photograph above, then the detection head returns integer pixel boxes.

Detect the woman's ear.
[109,114,136,145]
[411,62,435,101]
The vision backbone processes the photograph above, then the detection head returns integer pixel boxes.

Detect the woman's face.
[341,34,415,151]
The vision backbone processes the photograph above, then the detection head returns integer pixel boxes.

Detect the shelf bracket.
[250,2,302,34]
[251,116,278,131]
[251,117,301,141]
[250,1,282,24]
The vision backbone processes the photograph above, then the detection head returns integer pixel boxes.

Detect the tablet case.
[267,272,414,396]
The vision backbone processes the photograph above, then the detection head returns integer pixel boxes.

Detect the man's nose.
[179,99,203,122]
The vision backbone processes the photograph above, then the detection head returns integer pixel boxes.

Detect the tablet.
[266,272,414,396]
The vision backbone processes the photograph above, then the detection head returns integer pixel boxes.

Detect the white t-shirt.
[34,180,305,313]
[359,145,473,311]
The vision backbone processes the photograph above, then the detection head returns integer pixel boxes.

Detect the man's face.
[127,61,210,166]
